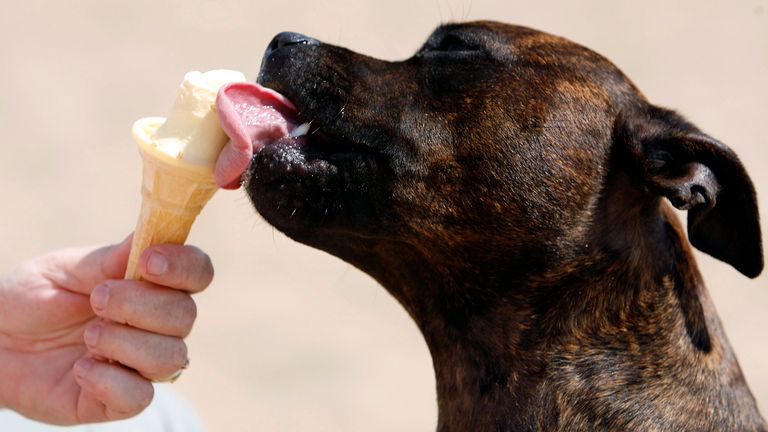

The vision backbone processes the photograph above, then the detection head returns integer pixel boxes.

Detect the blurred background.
[0,1,766,430]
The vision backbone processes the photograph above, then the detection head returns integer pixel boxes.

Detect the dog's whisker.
[271,226,277,249]
[464,0,474,20]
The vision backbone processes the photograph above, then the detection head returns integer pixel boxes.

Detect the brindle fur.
[248,22,765,431]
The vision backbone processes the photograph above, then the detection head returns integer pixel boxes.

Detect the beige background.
[0,1,766,430]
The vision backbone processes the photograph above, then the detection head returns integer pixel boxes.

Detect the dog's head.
[222,21,762,283]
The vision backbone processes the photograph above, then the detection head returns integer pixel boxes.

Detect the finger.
[91,279,197,337]
[84,321,188,381]
[75,234,133,284]
[99,234,134,279]
[41,234,133,294]
[73,357,154,421]
[138,244,214,293]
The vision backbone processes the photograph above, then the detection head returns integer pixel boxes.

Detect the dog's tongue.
[215,82,302,189]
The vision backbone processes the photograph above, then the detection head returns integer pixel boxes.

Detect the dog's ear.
[618,105,763,278]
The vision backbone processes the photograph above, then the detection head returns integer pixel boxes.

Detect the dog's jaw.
[364,204,761,432]
[245,137,392,243]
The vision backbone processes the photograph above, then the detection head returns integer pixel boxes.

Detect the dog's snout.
[265,32,319,57]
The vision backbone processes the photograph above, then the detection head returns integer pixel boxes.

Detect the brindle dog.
[248,21,765,431]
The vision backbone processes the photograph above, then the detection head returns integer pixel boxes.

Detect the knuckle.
[186,248,214,290]
[179,259,213,292]
[200,253,215,285]
[102,367,154,418]
[185,295,198,319]
[180,297,198,332]
[153,341,188,379]
[130,381,155,414]
[169,340,189,369]
[170,296,197,337]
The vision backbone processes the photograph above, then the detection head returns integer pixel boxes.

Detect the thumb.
[100,233,134,279]
[71,234,133,290]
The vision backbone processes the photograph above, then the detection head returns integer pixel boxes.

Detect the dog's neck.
[352,180,762,431]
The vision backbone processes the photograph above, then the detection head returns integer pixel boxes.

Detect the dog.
[226,21,765,431]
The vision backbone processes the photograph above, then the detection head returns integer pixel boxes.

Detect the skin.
[0,235,213,425]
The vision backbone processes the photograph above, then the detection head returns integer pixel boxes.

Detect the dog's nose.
[265,32,320,57]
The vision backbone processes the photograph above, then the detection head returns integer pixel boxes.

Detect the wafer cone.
[124,117,219,280]
[123,69,245,280]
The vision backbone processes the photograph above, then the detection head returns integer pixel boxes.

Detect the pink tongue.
[215,82,299,189]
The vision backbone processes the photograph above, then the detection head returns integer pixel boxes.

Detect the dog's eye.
[436,35,476,51]
[424,34,482,55]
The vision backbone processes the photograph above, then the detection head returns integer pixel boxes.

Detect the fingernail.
[147,252,168,276]
[84,325,101,347]
[74,358,94,378]
[91,284,109,311]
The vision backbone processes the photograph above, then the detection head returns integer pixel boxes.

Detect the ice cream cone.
[124,117,220,280]
[123,69,245,280]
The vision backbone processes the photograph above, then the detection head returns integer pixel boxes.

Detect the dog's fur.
[247,22,765,431]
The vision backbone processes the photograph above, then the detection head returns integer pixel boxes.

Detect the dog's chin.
[245,133,389,240]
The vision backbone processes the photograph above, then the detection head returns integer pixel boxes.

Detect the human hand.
[0,235,213,425]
